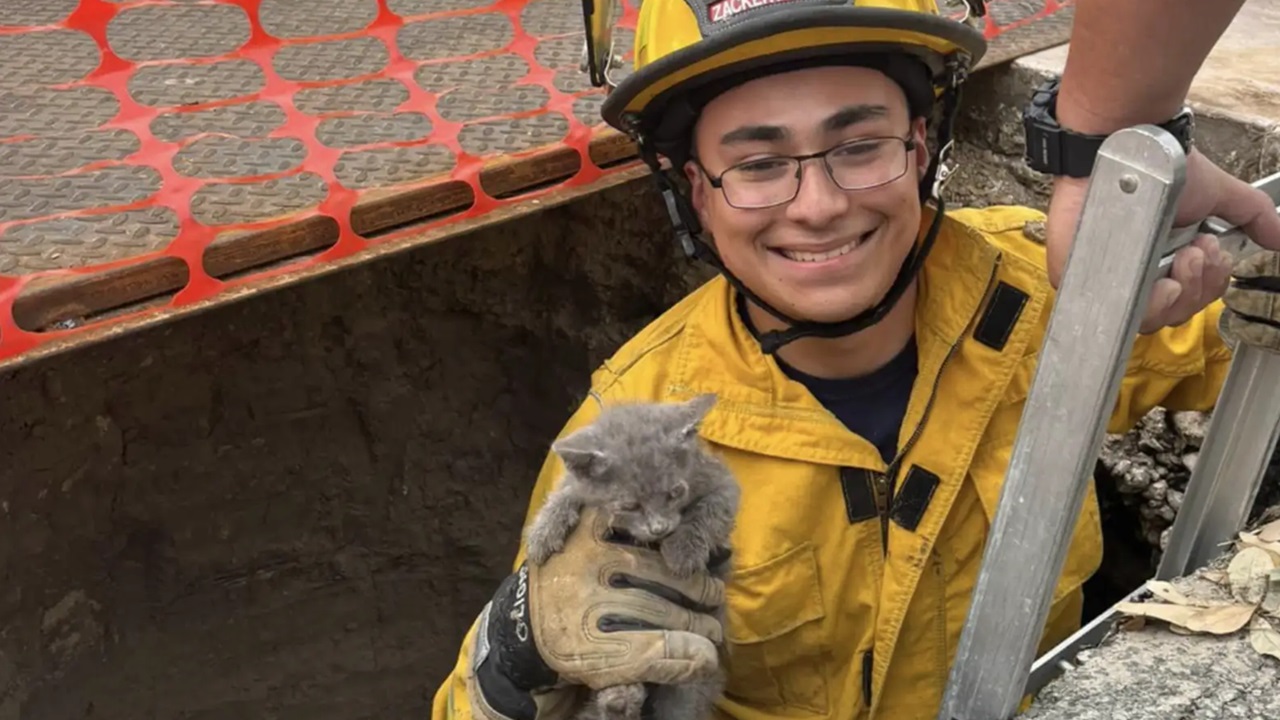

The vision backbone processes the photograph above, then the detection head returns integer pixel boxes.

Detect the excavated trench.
[1,65,1277,719]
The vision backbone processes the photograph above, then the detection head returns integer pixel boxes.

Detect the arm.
[1054,0,1247,134]
[1041,0,1280,333]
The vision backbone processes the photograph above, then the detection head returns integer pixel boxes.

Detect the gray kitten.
[524,393,739,720]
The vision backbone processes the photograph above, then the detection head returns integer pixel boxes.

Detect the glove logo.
[512,564,531,644]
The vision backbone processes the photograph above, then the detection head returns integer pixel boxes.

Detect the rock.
[1171,410,1209,443]
[1095,405,1280,563]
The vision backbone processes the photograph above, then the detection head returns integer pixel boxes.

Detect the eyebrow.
[718,104,890,146]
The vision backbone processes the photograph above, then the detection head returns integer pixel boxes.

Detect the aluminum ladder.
[937,124,1280,720]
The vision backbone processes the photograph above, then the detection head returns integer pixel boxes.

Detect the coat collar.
[660,205,1010,468]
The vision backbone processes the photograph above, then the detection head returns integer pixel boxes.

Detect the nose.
[785,158,850,227]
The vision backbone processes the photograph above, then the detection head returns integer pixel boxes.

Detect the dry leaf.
[1248,616,1280,661]
[1116,601,1256,634]
[1238,532,1280,563]
[1145,579,1198,606]
[1201,569,1230,586]
[1258,517,1280,543]
[1188,603,1259,634]
[1228,546,1277,604]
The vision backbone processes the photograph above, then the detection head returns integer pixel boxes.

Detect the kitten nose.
[648,519,672,536]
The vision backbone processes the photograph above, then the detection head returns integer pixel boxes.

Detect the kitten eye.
[619,501,640,512]
[669,484,687,501]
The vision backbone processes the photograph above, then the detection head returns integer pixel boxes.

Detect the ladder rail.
[1002,170,1280,704]
[1156,171,1280,579]
[937,125,1193,720]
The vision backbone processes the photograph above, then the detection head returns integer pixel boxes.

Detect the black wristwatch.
[1022,76,1196,178]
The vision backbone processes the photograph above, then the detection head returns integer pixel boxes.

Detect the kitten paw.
[596,684,646,720]
[661,533,711,579]
[524,523,565,566]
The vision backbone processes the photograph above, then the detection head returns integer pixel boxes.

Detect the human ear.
[911,116,930,176]
[685,160,708,216]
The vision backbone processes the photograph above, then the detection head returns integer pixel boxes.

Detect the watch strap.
[1023,76,1195,178]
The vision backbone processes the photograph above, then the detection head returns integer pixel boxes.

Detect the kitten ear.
[676,393,717,438]
[552,429,611,479]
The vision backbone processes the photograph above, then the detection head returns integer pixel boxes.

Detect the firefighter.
[433,0,1279,717]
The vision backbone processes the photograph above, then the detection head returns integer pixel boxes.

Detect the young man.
[433,0,1280,718]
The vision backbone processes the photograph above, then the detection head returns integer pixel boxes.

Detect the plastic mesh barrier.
[0,0,1072,367]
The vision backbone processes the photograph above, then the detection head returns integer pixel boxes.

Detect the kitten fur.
[524,393,740,720]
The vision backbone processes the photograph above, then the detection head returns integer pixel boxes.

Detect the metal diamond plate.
[989,0,1050,26]
[397,15,513,61]
[189,174,329,226]
[150,102,288,142]
[315,113,433,149]
[259,0,378,38]
[533,36,594,94]
[458,114,571,155]
[573,95,605,128]
[128,60,266,107]
[332,145,457,189]
[172,137,308,179]
[273,37,390,83]
[0,208,179,275]
[0,30,100,87]
[106,4,250,62]
[0,0,77,26]
[520,0,586,37]
[293,80,410,115]
[415,54,531,94]
[440,84,551,123]
[0,131,141,177]
[0,87,120,139]
[0,167,161,223]
[388,0,495,15]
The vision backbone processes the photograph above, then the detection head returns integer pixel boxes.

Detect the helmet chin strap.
[639,68,965,356]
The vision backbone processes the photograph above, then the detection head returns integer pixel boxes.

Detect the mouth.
[770,227,878,264]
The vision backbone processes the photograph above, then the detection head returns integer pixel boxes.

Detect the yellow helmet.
[593,0,986,162]
[581,0,988,354]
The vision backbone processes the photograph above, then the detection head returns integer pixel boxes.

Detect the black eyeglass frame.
[693,135,919,210]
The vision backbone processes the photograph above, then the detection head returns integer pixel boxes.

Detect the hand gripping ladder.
[936,124,1280,720]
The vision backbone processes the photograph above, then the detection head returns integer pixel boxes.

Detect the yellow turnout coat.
[433,204,1232,719]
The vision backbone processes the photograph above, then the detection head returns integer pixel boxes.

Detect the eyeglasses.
[699,135,918,210]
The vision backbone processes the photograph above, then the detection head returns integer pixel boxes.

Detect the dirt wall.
[0,176,711,720]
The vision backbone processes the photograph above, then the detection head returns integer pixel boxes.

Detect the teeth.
[779,235,864,263]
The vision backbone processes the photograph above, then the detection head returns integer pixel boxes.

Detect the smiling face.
[685,64,931,326]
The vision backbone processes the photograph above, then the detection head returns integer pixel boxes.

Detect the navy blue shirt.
[737,296,918,465]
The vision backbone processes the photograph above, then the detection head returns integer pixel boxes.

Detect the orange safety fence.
[0,0,1071,368]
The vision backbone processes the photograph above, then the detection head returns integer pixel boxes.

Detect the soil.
[0,177,711,720]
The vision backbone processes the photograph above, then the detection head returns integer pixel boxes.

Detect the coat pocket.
[722,541,830,715]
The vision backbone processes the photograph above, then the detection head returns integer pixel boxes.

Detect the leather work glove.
[465,506,727,720]
[1220,250,1280,351]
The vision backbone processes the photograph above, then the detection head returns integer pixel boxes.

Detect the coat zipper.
[878,255,1003,553]
[865,254,1003,714]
